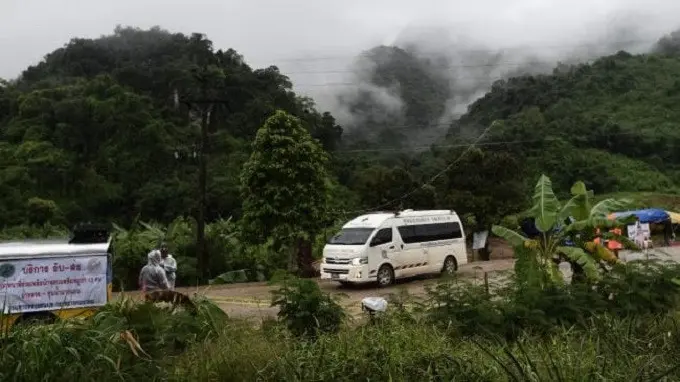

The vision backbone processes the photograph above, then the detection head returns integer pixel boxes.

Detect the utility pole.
[196,102,210,281]
[174,66,229,282]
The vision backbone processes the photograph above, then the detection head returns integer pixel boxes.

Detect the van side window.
[398,226,415,243]
[370,228,393,246]
[398,222,462,243]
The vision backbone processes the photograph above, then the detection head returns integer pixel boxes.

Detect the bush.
[419,259,680,340]
[270,275,346,338]
[422,278,505,336]
[599,260,680,316]
[0,224,68,240]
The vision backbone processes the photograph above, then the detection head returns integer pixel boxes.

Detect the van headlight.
[352,257,368,265]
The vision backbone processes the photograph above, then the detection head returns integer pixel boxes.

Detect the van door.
[395,225,425,277]
[367,226,399,277]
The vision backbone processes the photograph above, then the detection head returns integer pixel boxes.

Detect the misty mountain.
[331,23,668,150]
[337,45,451,148]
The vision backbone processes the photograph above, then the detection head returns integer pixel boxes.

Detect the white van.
[320,209,467,287]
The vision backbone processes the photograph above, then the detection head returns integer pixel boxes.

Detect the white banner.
[472,231,489,250]
[0,254,108,314]
[627,222,651,248]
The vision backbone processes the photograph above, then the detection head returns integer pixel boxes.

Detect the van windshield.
[327,228,375,245]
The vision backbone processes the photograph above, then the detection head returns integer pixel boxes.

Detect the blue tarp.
[611,208,670,224]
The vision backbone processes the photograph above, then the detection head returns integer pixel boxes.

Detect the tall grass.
[170,314,680,381]
[0,297,227,382]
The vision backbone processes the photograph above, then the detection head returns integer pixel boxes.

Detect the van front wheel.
[377,265,394,287]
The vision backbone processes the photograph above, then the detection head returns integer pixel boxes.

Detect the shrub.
[598,260,680,315]
[421,259,680,340]
[422,278,504,337]
[0,223,68,240]
[270,275,346,338]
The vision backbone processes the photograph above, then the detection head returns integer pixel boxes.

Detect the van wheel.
[376,265,394,287]
[442,256,458,275]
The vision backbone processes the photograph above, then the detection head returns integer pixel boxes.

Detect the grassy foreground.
[3,260,680,381]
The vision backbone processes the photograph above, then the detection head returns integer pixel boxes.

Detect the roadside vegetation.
[3,174,680,381]
[3,256,680,381]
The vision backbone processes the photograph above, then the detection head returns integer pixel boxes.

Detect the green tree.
[240,110,331,276]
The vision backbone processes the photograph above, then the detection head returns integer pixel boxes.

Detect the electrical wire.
[333,121,497,216]
[333,129,655,154]
[291,67,670,88]
[328,127,664,216]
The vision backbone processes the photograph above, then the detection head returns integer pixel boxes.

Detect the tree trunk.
[296,238,317,278]
[478,242,491,261]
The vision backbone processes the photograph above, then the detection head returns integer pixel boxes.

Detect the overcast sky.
[1,0,679,86]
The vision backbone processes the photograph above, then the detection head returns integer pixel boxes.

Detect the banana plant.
[492,175,635,284]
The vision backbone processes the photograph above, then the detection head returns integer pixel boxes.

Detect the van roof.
[343,210,458,229]
[397,209,457,217]
[343,213,395,229]
[0,239,112,259]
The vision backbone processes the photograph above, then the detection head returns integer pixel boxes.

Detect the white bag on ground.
[361,297,388,313]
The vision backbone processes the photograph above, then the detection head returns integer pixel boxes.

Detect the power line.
[330,126,664,216]
[163,128,656,154]
[333,129,652,154]
[280,60,578,75]
[333,138,556,154]
[333,121,497,216]
[289,68,672,88]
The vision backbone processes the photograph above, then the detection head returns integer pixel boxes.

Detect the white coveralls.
[139,250,170,292]
[162,254,177,290]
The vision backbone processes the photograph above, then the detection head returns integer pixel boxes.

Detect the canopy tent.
[666,211,680,224]
[611,208,670,224]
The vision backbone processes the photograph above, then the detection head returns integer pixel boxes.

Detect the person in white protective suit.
[139,250,170,293]
[159,242,177,290]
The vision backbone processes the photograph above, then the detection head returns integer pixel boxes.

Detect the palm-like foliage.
[492,175,635,283]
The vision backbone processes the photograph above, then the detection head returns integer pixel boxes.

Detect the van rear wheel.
[442,256,458,275]
[377,265,394,287]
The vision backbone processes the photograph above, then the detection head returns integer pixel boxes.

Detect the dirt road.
[116,246,680,321]
[115,259,515,320]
